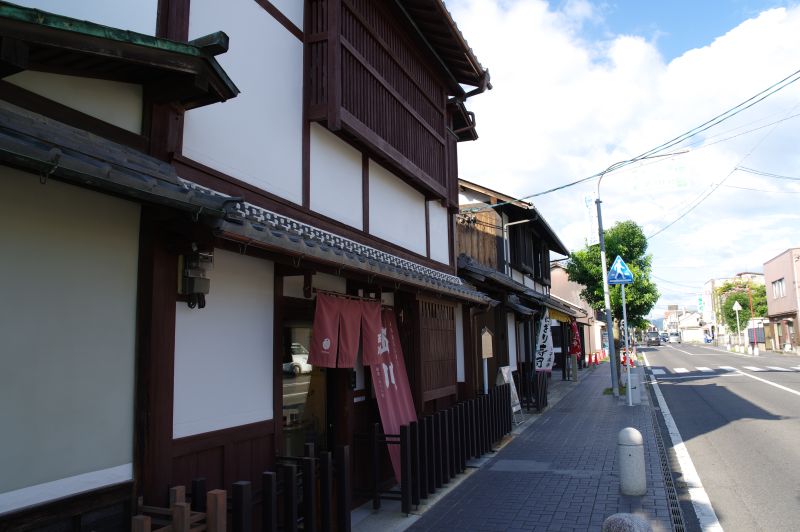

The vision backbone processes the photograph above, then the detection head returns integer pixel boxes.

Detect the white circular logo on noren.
[322,338,331,350]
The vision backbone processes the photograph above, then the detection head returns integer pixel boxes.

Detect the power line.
[735,166,800,181]
[652,274,701,289]
[724,183,800,194]
[460,65,800,214]
[646,101,797,239]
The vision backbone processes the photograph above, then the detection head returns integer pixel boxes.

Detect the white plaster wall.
[428,200,450,264]
[283,272,347,299]
[12,0,157,35]
[310,123,363,230]
[268,0,304,29]
[7,71,143,133]
[0,169,138,501]
[511,269,524,284]
[455,304,465,382]
[507,313,518,371]
[369,161,426,256]
[184,0,303,204]
[174,249,275,438]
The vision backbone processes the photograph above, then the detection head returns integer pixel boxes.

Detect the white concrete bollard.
[631,373,641,405]
[618,427,646,496]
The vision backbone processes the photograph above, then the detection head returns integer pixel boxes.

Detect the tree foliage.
[565,220,659,326]
[716,281,767,333]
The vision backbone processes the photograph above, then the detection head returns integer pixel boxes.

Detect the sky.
[447,0,800,317]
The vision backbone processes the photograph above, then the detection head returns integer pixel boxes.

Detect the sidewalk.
[354,365,674,532]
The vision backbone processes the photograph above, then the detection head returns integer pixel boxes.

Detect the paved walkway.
[403,366,674,532]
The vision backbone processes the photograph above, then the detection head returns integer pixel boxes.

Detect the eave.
[395,0,490,93]
[0,2,239,109]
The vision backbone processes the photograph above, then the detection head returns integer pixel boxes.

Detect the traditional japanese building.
[0,0,492,528]
[456,179,577,409]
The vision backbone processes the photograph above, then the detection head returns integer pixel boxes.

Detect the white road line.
[743,366,765,372]
[696,367,713,372]
[766,366,791,372]
[651,368,666,375]
[673,367,689,373]
[734,370,800,397]
[793,366,800,371]
[655,374,737,381]
[643,353,723,532]
[719,366,737,371]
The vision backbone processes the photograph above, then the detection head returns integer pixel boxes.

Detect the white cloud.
[449,0,800,311]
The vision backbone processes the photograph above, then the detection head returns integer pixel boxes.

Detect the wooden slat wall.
[419,298,457,403]
[457,209,501,270]
[307,0,454,201]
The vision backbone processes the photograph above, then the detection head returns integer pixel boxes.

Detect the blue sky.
[572,0,794,60]
[449,0,800,314]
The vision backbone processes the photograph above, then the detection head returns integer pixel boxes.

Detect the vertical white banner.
[535,309,555,372]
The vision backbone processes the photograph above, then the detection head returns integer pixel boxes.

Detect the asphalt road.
[642,343,800,532]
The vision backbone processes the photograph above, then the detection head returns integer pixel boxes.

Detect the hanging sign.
[534,309,555,372]
[370,308,417,482]
[481,327,494,359]
[497,366,522,413]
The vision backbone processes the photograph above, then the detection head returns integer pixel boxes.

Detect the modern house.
[764,248,800,352]
[550,262,600,364]
[0,0,494,528]
[456,179,576,409]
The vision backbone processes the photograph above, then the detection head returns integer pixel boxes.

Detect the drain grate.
[646,377,687,532]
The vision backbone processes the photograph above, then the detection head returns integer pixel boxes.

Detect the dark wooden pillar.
[135,208,178,506]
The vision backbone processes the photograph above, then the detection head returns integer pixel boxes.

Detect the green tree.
[565,220,660,331]
[716,281,767,334]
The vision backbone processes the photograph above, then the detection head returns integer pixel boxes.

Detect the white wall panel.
[368,161,426,256]
[455,304,465,382]
[283,272,347,299]
[309,123,363,230]
[174,249,275,438]
[507,313,518,371]
[0,170,138,502]
[184,0,303,204]
[268,0,304,30]
[427,200,450,264]
[7,71,143,133]
[12,0,157,35]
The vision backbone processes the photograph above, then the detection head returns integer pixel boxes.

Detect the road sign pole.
[622,284,632,406]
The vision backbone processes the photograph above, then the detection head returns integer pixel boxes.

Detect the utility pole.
[747,285,758,356]
[596,197,619,397]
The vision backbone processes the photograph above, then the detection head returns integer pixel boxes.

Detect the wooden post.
[132,515,151,532]
[400,425,411,515]
[191,478,206,513]
[206,489,227,532]
[172,502,190,532]
[301,457,317,532]
[279,463,298,532]
[335,446,352,532]
[169,485,185,506]
[262,472,277,532]
[232,481,252,532]
[425,415,435,494]
[305,442,316,458]
[409,420,420,506]
[418,418,429,500]
[433,413,442,489]
[370,422,381,510]
[320,452,333,532]
[442,410,451,482]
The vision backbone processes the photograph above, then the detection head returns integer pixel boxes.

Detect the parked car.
[283,343,312,375]
[668,331,682,344]
[646,331,661,346]
[660,333,669,344]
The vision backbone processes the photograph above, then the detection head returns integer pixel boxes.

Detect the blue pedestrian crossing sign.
[608,255,634,285]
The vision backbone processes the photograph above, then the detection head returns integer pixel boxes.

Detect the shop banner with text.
[535,309,555,372]
[370,308,417,481]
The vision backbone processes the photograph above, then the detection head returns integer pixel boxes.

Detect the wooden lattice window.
[419,298,457,402]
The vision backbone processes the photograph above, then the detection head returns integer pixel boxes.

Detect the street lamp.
[595,151,688,397]
[732,300,742,351]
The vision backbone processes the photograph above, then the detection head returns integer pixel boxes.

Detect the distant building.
[763,249,800,351]
[702,272,764,340]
